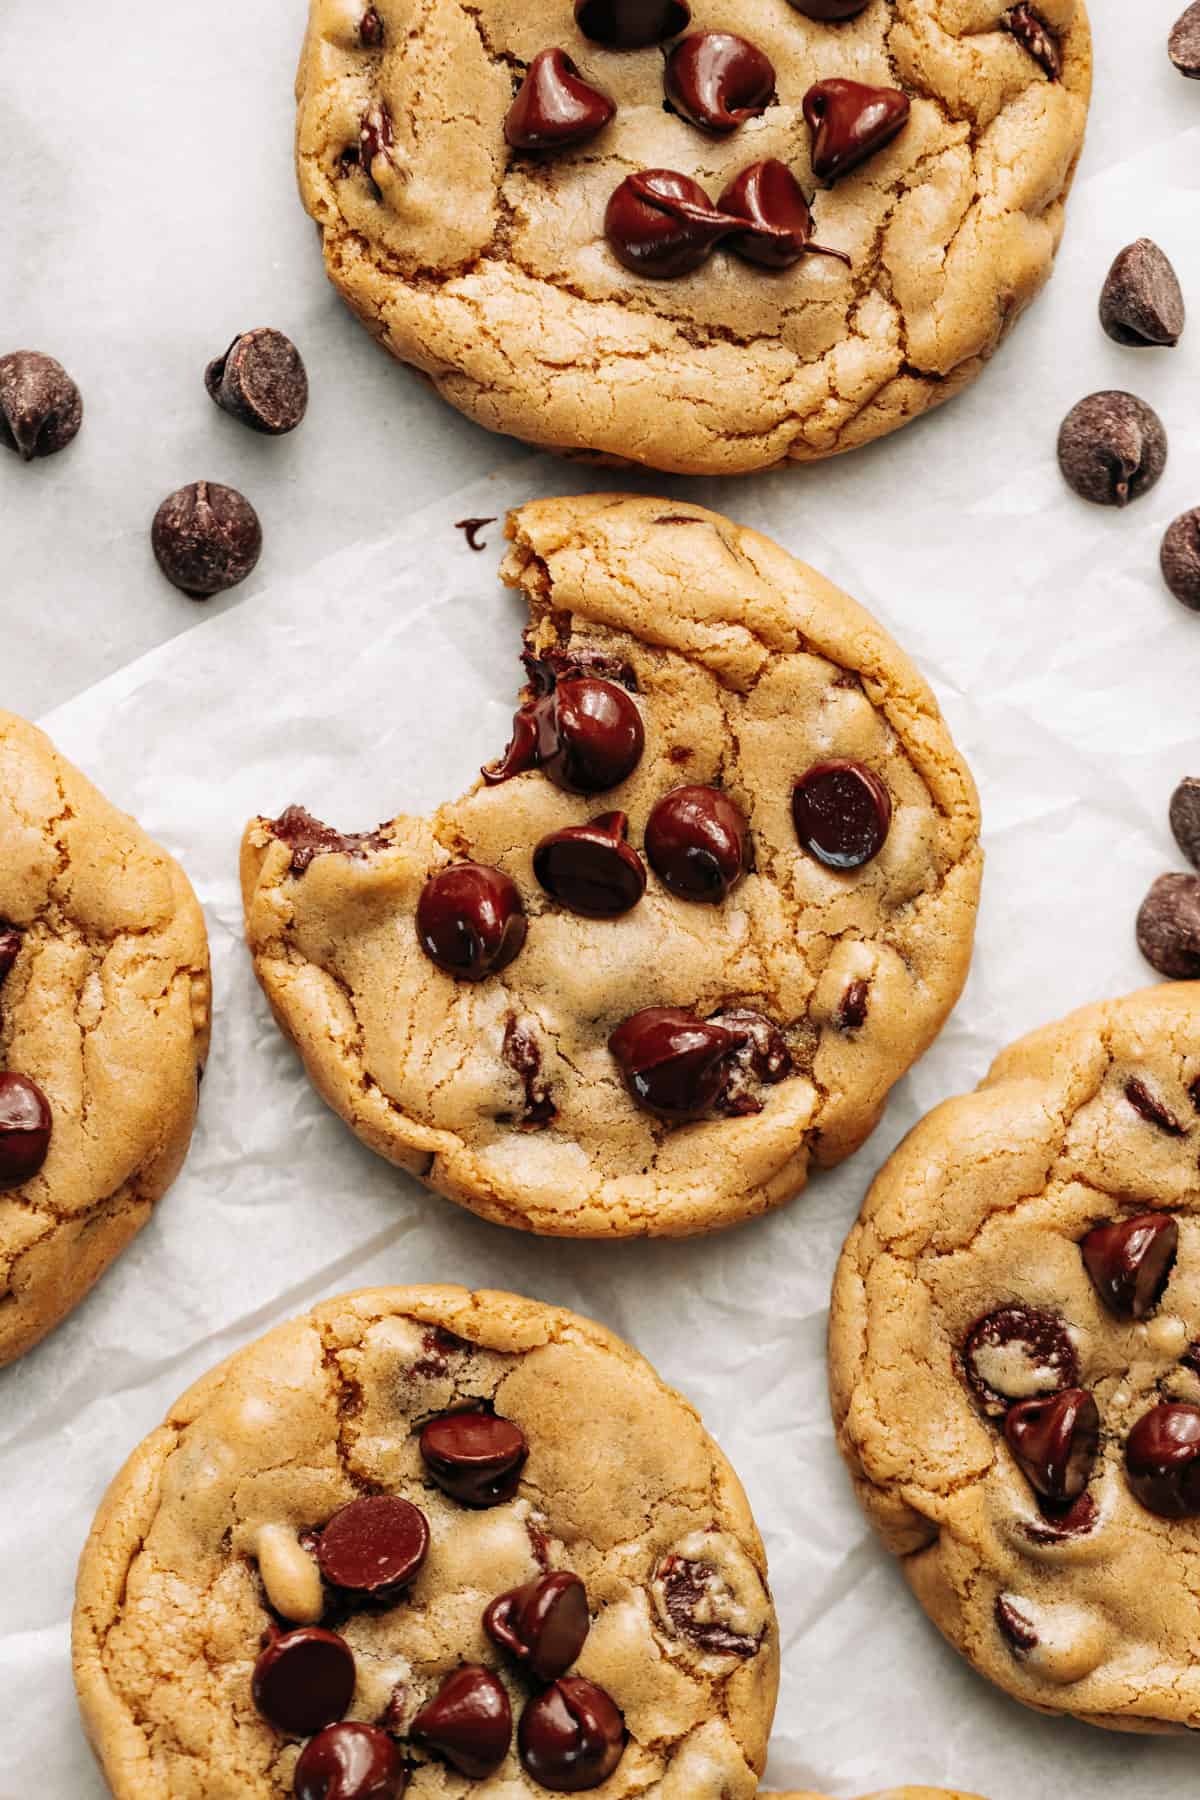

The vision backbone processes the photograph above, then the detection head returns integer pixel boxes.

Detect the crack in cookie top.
[72,1286,778,1798]
[240,496,981,1239]
[0,712,211,1365]
[294,0,1090,473]
[831,983,1200,1731]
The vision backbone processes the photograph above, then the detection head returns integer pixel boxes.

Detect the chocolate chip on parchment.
[1136,873,1200,979]
[1170,778,1200,868]
[1056,391,1167,507]
[455,517,497,552]
[1099,240,1185,348]
[151,481,262,598]
[1169,1,1200,77]
[1161,511,1200,612]
[0,351,83,462]
[205,329,309,436]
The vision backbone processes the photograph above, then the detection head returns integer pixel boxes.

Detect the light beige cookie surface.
[295,0,1090,475]
[831,984,1200,1732]
[74,1284,778,1797]
[241,495,981,1239]
[0,713,210,1365]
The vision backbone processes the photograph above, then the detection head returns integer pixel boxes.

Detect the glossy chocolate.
[486,676,644,793]
[608,1006,747,1120]
[645,786,749,902]
[0,1071,52,1191]
[419,1409,529,1506]
[485,1571,590,1682]
[1005,3,1062,79]
[506,49,616,151]
[791,759,891,869]
[293,1723,408,1800]
[717,159,849,270]
[1125,1402,1200,1517]
[663,33,775,133]
[802,77,910,182]
[604,169,736,278]
[962,1305,1078,1419]
[534,811,646,917]
[270,804,389,875]
[1081,1213,1178,1319]
[315,1496,430,1596]
[252,1627,356,1737]
[1004,1389,1100,1503]
[411,1665,512,1779]
[518,1676,625,1792]
[573,0,690,48]
[708,1008,792,1115]
[416,863,527,981]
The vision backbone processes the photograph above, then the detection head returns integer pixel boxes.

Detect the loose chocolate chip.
[802,79,910,183]
[0,351,83,462]
[315,1496,430,1597]
[608,1006,747,1121]
[962,1306,1078,1418]
[1169,1,1200,77]
[1170,777,1200,868]
[1004,4,1062,78]
[269,805,389,876]
[0,926,22,987]
[1137,873,1200,979]
[1125,1402,1200,1516]
[294,1723,408,1800]
[360,7,385,48]
[1124,1076,1185,1136]
[654,1554,760,1656]
[645,786,749,903]
[252,1627,356,1737]
[0,1072,52,1191]
[1004,1389,1100,1503]
[1022,1489,1099,1544]
[534,811,646,918]
[485,1571,590,1682]
[1099,239,1185,348]
[995,1594,1038,1655]
[486,676,645,792]
[837,978,869,1030]
[205,329,309,436]
[420,1409,529,1507]
[663,32,775,133]
[411,1666,512,1779]
[604,169,736,279]
[1056,391,1167,507]
[416,863,527,981]
[574,0,690,48]
[792,760,891,870]
[1161,511,1200,612]
[151,481,262,598]
[455,516,497,552]
[506,49,616,151]
[786,0,870,14]
[1081,1213,1178,1319]
[717,159,849,270]
[518,1677,625,1792]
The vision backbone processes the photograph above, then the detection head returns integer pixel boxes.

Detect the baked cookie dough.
[73,1284,779,1797]
[0,713,210,1364]
[831,983,1200,1732]
[295,0,1090,475]
[241,495,981,1238]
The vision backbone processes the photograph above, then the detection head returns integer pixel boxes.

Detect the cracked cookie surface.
[831,983,1200,1732]
[0,712,210,1365]
[73,1283,778,1797]
[240,495,981,1239]
[295,0,1090,474]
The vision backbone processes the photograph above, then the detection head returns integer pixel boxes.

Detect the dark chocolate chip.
[1125,1402,1200,1516]
[604,169,737,278]
[205,329,308,436]
[786,0,871,14]
[0,1072,52,1191]
[608,1006,747,1121]
[645,786,749,903]
[1124,1076,1185,1136]
[1137,873,1200,979]
[654,1553,760,1655]
[269,805,389,876]
[995,1594,1038,1655]
[485,1571,591,1681]
[1081,1213,1178,1320]
[151,481,262,598]
[411,1666,512,1780]
[1004,4,1062,78]
[1056,390,1167,507]
[962,1305,1078,1419]
[534,811,646,918]
[361,102,394,180]
[360,7,385,48]
[294,1723,408,1800]
[1004,1389,1099,1503]
[574,0,690,48]
[0,926,22,987]
[455,516,497,552]
[707,1007,792,1115]
[1022,1489,1099,1544]
[1161,511,1200,612]
[486,676,644,793]
[802,78,910,182]
[1099,239,1185,348]
[1170,777,1200,867]
[252,1627,356,1737]
[420,1409,529,1507]
[0,351,83,462]
[518,1677,625,1792]
[506,49,616,150]
[502,1015,558,1128]
[416,863,527,981]
[1169,1,1200,77]
[717,159,849,270]
[663,33,775,133]
[315,1496,430,1596]
[837,978,869,1030]
[792,760,891,870]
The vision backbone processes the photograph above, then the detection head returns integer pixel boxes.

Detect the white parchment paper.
[4,1,1200,1795]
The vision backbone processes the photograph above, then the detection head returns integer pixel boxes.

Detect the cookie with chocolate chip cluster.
[831,983,1200,1730]
[241,495,981,1238]
[73,1284,778,1796]
[295,0,1090,474]
[0,712,210,1364]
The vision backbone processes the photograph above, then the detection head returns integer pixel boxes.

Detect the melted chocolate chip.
[205,329,308,436]
[962,1306,1078,1418]
[655,1554,760,1656]
[608,1006,748,1121]
[0,1072,52,1191]
[802,78,910,183]
[485,1571,591,1682]
[269,805,389,875]
[1099,239,1185,348]
[252,1627,356,1737]
[294,1723,408,1800]
[455,516,497,552]
[708,1008,792,1116]
[0,926,22,987]
[604,169,736,279]
[645,786,749,903]
[506,49,616,151]
[1124,1076,1185,1136]
[1004,1389,1099,1503]
[420,1409,529,1507]
[1125,1402,1200,1517]
[151,481,263,598]
[792,760,891,870]
[518,1677,625,1792]
[1022,1489,1099,1545]
[663,33,775,134]
[717,160,849,270]
[315,1496,430,1597]
[1137,873,1200,979]
[1081,1213,1178,1319]
[837,978,869,1030]
[1057,390,1168,507]
[1004,4,1062,79]
[574,0,690,48]
[360,7,385,48]
[485,675,644,793]
[534,811,646,917]
[502,1015,558,1129]
[995,1594,1038,1655]
[361,102,394,182]
[416,863,527,981]
[1170,777,1200,866]
[786,0,870,13]
[0,351,83,461]
[411,1666,512,1780]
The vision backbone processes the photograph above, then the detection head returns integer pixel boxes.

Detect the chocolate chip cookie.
[241,495,981,1238]
[73,1284,778,1796]
[831,982,1200,1731]
[295,0,1090,474]
[0,712,210,1364]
